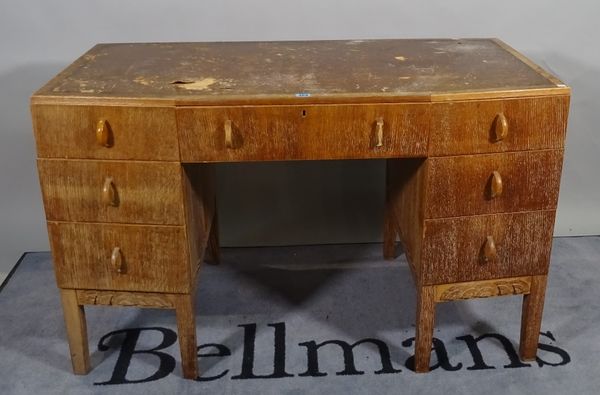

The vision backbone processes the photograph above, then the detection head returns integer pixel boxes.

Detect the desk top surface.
[32,38,568,106]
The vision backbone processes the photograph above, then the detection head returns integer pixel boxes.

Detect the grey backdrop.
[1,1,598,276]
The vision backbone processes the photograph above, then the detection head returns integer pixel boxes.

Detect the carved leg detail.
[174,293,198,379]
[415,285,435,373]
[59,289,91,375]
[519,275,547,360]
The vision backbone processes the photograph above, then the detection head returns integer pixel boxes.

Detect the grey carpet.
[1,237,599,394]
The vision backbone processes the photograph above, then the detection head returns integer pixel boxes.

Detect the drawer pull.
[375,117,384,147]
[489,171,503,198]
[224,119,233,149]
[482,236,497,263]
[492,113,508,142]
[96,119,112,147]
[111,247,125,274]
[102,177,118,207]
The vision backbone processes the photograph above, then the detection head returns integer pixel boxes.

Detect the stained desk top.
[32,38,569,106]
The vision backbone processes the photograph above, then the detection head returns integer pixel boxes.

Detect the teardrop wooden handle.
[96,119,111,147]
[492,113,508,142]
[111,247,124,274]
[375,117,384,147]
[224,119,233,149]
[490,171,503,198]
[102,177,117,207]
[482,236,497,263]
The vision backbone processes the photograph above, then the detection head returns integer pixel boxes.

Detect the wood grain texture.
[31,105,178,160]
[48,222,190,293]
[174,293,199,379]
[429,96,569,156]
[177,104,429,162]
[30,39,571,378]
[414,285,435,373]
[425,150,564,218]
[38,159,185,225]
[385,158,427,280]
[59,289,91,375]
[76,289,175,308]
[421,210,556,285]
[181,164,216,276]
[434,276,532,302]
[520,275,548,360]
[31,39,566,106]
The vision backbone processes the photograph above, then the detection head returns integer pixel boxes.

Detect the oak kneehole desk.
[30,39,570,378]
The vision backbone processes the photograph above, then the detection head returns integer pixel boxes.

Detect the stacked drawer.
[420,96,570,285]
[176,103,430,161]
[32,105,191,293]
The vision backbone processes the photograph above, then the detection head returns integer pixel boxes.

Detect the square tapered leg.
[174,293,198,379]
[519,275,548,360]
[59,289,91,375]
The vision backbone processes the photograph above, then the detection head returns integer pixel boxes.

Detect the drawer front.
[31,105,179,160]
[421,210,555,285]
[425,150,563,218]
[38,160,185,225]
[429,96,569,156]
[177,104,429,162]
[48,222,189,293]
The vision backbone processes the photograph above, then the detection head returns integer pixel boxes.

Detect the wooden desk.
[30,39,570,378]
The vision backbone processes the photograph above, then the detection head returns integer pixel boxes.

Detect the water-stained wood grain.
[38,160,185,225]
[31,39,567,106]
[177,104,429,162]
[48,222,190,293]
[425,150,564,218]
[31,104,178,160]
[429,96,569,155]
[421,210,556,285]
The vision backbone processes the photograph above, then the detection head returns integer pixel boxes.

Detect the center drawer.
[177,104,429,162]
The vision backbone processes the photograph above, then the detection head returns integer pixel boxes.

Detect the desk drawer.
[177,104,429,161]
[38,160,185,225]
[421,210,555,285]
[424,150,563,218]
[48,222,189,293]
[429,96,569,156]
[31,105,179,160]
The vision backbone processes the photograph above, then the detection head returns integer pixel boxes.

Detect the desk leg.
[414,285,435,373]
[383,206,398,260]
[207,198,220,265]
[519,275,547,360]
[175,293,198,379]
[59,289,91,375]
[383,159,399,260]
